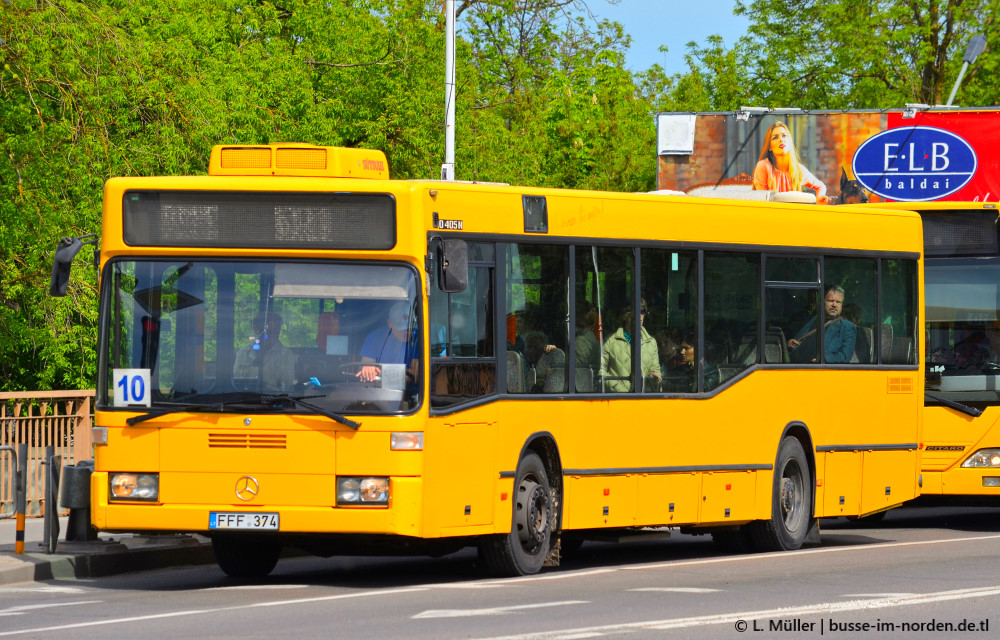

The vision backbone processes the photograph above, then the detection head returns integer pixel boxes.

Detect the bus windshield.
[99,259,421,415]
[926,256,1000,404]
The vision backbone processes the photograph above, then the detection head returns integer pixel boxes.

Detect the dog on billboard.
[834,168,870,205]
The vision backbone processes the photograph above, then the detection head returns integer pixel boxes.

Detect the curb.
[0,536,216,585]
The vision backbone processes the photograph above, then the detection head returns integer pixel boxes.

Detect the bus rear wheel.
[747,437,812,552]
[479,452,552,576]
[212,535,282,578]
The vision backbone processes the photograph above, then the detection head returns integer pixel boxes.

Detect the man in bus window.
[600,300,661,391]
[357,301,418,383]
[788,285,856,364]
[233,311,297,392]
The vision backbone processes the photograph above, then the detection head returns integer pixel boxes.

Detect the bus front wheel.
[212,535,282,578]
[748,437,813,552]
[479,452,552,576]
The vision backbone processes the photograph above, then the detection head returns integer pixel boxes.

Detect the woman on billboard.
[752,121,829,204]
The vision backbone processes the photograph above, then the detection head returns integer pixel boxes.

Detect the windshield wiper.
[925,392,983,417]
[126,395,362,429]
[126,401,241,426]
[261,394,361,430]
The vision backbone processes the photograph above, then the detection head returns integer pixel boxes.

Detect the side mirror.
[437,239,468,293]
[49,234,97,297]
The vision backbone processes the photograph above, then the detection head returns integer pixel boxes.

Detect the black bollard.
[60,460,98,542]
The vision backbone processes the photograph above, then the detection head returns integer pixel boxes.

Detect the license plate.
[209,512,279,531]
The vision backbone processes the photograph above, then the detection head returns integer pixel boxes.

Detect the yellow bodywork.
[91,144,925,540]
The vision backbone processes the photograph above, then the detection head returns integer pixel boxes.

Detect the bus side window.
[643,249,697,393]
[826,257,877,365]
[881,259,919,365]
[575,246,633,393]
[507,244,569,394]
[706,252,760,385]
[430,243,497,407]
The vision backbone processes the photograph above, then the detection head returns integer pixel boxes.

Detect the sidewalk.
[0,513,215,585]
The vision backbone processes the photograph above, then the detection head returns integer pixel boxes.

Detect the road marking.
[1,534,997,636]
[621,532,1000,572]
[0,601,101,617]
[477,568,618,585]
[630,587,721,593]
[0,586,85,594]
[0,587,428,637]
[201,584,309,591]
[419,568,617,590]
[469,585,1000,639]
[413,600,587,619]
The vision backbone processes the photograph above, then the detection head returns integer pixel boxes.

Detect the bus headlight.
[337,477,389,505]
[109,473,159,501]
[961,449,1000,468]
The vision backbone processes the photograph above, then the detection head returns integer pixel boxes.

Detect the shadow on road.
[86,504,1000,592]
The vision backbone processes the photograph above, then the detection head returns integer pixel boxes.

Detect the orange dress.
[752,160,827,197]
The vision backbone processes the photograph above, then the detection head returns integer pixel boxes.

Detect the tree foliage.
[730,0,1000,108]
[5,0,997,391]
[0,0,654,391]
[645,0,1000,111]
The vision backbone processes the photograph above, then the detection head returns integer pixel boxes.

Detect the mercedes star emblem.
[235,475,260,501]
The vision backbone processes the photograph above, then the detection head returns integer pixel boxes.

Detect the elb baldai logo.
[852,126,977,201]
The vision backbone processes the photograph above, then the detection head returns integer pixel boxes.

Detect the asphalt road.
[1,506,999,639]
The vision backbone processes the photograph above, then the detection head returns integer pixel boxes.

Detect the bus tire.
[479,452,552,576]
[747,437,812,552]
[212,535,282,578]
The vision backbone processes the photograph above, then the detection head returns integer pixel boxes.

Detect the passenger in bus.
[752,121,829,204]
[356,301,418,383]
[600,300,661,392]
[930,346,953,364]
[663,333,721,392]
[233,311,297,393]
[524,330,564,392]
[952,340,989,374]
[507,306,537,355]
[574,305,602,372]
[656,327,684,373]
[787,285,856,363]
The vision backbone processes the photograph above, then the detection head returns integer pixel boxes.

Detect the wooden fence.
[0,390,95,517]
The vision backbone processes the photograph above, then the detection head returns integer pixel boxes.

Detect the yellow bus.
[52,144,924,577]
[867,201,1000,501]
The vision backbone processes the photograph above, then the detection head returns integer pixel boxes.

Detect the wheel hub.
[781,477,796,515]
[515,479,549,552]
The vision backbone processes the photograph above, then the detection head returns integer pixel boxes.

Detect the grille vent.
[887,377,914,394]
[209,433,287,449]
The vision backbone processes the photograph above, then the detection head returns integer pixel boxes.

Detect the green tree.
[0,0,656,391]
[733,0,1000,108]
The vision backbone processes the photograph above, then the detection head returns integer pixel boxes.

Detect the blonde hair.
[758,121,804,191]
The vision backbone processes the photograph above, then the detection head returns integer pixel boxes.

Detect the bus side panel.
[563,475,639,528]
[818,452,862,517]
[701,470,757,523]
[862,449,920,513]
[635,472,701,526]
[423,408,499,535]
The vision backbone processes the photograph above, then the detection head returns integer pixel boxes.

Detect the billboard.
[656,108,1000,203]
